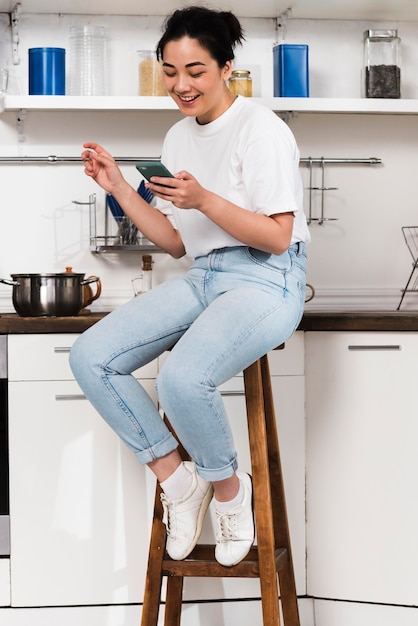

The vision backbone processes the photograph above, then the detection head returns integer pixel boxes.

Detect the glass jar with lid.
[364,29,401,98]
[137,50,166,96]
[228,69,252,97]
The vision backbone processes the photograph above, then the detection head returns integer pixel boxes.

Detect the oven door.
[0,335,10,556]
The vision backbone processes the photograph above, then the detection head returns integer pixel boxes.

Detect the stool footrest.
[162,546,288,578]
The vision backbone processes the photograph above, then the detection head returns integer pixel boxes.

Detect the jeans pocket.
[246,247,291,273]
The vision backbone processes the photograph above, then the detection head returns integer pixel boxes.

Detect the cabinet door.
[306,332,418,605]
[9,379,157,607]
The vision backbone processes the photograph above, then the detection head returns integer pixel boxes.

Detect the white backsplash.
[1,13,418,313]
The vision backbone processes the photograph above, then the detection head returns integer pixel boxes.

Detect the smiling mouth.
[178,94,199,103]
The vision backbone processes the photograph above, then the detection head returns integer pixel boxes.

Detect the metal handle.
[220,390,245,396]
[55,394,86,401]
[0,277,19,286]
[53,347,72,353]
[348,345,401,351]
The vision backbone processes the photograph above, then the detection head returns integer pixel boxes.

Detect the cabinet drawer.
[8,334,158,381]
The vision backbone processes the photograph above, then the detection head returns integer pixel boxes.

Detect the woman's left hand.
[146,170,210,210]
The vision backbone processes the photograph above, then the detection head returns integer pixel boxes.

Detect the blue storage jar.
[273,44,309,97]
[28,47,66,95]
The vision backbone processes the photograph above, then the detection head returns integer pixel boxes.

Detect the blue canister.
[273,44,309,97]
[28,47,66,95]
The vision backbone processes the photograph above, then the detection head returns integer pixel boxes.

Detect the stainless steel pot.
[0,272,101,317]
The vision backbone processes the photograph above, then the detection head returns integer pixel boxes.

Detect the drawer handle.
[54,347,72,353]
[220,390,245,396]
[55,394,86,401]
[348,345,401,351]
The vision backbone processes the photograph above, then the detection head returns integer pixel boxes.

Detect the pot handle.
[82,276,102,307]
[0,277,20,286]
[305,283,315,303]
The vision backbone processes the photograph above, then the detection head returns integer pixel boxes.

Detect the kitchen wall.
[0,12,417,313]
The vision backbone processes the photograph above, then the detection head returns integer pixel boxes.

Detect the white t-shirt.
[156,95,310,259]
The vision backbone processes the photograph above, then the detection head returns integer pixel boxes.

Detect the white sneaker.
[215,472,254,567]
[160,461,213,560]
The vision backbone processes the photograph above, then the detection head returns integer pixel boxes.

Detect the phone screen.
[136,161,174,184]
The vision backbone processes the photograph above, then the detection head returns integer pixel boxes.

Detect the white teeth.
[180,95,197,102]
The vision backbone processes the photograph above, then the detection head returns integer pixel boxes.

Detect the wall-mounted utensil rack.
[73,193,160,253]
[301,157,382,225]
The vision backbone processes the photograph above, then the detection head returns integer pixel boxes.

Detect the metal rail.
[300,157,381,165]
[0,155,382,165]
[0,155,159,163]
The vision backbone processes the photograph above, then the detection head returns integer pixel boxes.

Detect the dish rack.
[76,193,160,253]
[397,226,418,310]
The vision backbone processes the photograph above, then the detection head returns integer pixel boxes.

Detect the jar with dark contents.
[228,69,252,97]
[364,29,401,98]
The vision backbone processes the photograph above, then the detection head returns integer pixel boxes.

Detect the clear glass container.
[364,29,400,99]
[137,50,166,96]
[228,69,252,97]
[132,254,153,296]
[68,25,107,96]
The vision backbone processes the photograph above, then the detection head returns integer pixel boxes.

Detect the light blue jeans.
[69,243,307,481]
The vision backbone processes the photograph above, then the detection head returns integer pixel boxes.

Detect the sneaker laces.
[161,493,175,539]
[216,510,239,543]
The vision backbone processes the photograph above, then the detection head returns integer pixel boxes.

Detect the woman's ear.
[223,60,233,81]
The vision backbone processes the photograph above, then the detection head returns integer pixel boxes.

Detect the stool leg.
[141,485,166,626]
[244,359,281,626]
[164,576,184,626]
[260,355,300,626]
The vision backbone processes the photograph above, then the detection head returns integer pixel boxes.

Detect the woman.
[70,6,310,568]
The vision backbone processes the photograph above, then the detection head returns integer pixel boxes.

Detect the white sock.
[160,462,193,500]
[215,478,245,514]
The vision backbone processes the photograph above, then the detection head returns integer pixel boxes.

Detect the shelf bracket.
[16,108,26,144]
[11,3,22,65]
[275,8,292,43]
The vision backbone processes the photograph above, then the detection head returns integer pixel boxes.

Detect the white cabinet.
[305,331,418,606]
[8,334,158,607]
[7,331,306,609]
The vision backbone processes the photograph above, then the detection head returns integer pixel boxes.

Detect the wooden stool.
[140,349,300,626]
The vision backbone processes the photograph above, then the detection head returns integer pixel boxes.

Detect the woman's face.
[161,36,235,125]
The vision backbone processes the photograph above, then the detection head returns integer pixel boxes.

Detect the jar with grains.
[363,29,401,98]
[228,69,252,97]
[137,50,166,96]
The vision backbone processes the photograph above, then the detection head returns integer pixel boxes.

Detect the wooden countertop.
[1,310,418,333]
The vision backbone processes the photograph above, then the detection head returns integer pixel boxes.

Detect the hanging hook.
[307,157,313,225]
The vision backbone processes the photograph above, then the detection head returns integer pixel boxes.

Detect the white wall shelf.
[0,0,416,20]
[2,94,418,115]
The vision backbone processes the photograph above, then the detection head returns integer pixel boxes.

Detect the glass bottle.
[364,29,400,99]
[132,254,153,297]
[228,69,252,97]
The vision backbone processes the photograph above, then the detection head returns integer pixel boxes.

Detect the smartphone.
[136,161,174,185]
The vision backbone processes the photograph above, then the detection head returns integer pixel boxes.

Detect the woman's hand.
[81,142,126,194]
[146,170,212,210]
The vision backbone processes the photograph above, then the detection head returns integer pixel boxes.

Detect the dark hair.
[156,6,245,67]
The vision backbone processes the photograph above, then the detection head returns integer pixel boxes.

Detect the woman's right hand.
[81,142,125,194]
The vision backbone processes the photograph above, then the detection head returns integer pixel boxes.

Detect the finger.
[148,177,176,189]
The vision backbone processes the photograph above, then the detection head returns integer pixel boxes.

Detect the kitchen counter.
[1,310,418,333]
